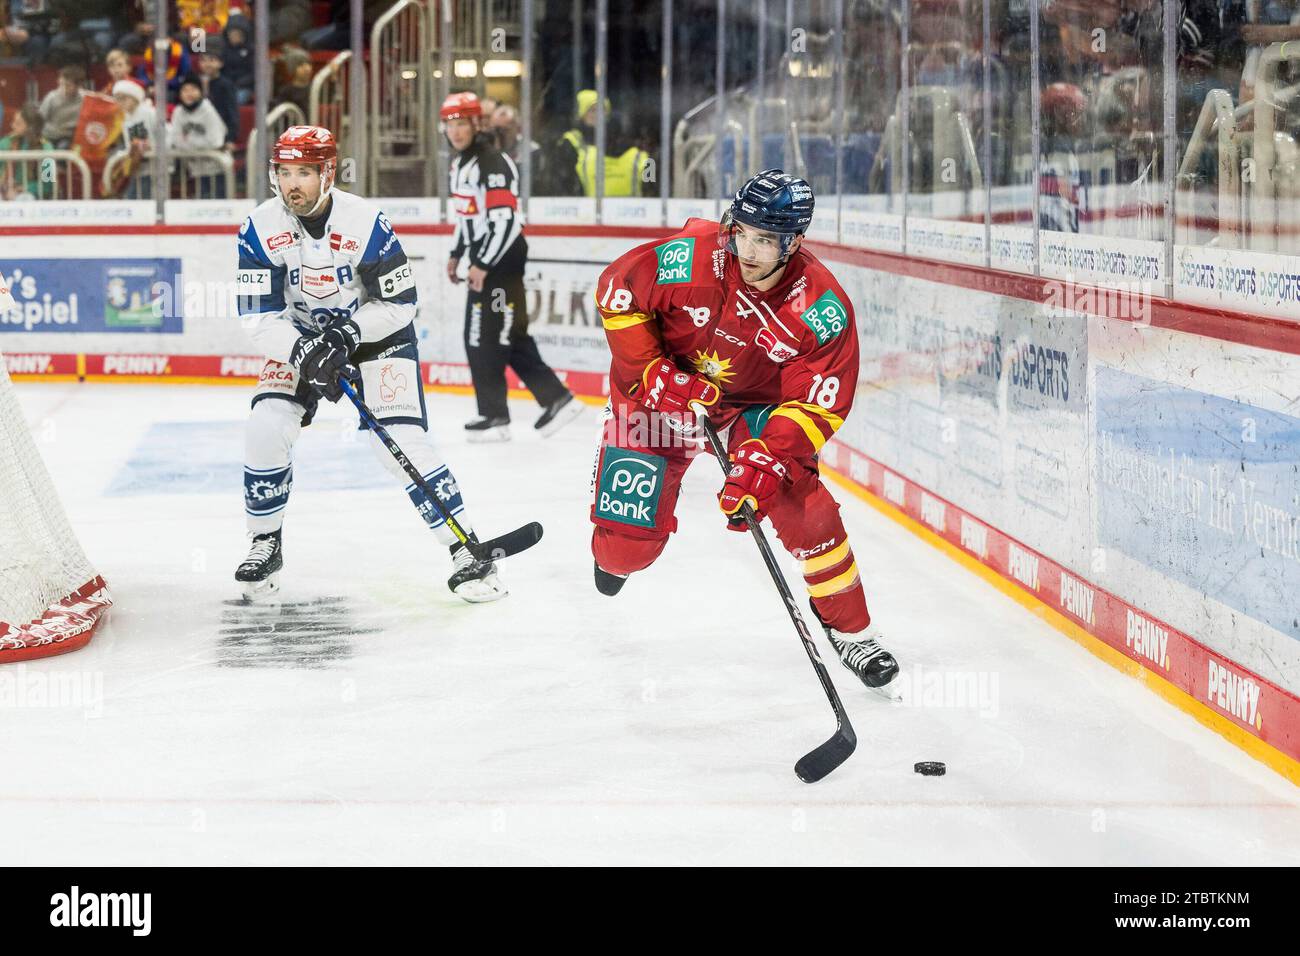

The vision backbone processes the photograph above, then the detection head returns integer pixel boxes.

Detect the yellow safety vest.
[564,128,649,197]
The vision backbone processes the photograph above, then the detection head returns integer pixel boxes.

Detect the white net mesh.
[0,357,108,657]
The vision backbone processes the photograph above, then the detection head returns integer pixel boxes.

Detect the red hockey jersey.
[595,217,858,462]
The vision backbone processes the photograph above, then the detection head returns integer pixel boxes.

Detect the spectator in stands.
[113,78,154,149]
[169,73,228,197]
[0,16,35,65]
[477,96,499,137]
[37,65,85,149]
[137,34,193,104]
[70,0,129,58]
[222,12,254,105]
[300,0,390,51]
[196,35,238,150]
[545,89,599,196]
[176,0,231,35]
[38,0,107,71]
[302,0,351,50]
[117,21,149,57]
[1039,82,1087,233]
[102,47,133,93]
[110,78,155,198]
[491,104,541,173]
[545,89,649,197]
[270,0,312,45]
[0,104,55,201]
[273,49,313,117]
[1117,0,1245,135]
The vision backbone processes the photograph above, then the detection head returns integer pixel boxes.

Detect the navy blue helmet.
[722,168,815,261]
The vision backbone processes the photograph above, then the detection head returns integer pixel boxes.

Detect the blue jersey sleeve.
[236,215,287,318]
[237,213,301,363]
[357,212,418,307]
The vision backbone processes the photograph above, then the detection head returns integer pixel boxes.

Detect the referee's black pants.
[463,238,569,420]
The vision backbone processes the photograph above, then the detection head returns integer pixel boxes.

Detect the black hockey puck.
[914,761,946,776]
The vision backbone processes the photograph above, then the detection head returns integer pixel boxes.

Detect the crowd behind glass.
[0,1,1285,254]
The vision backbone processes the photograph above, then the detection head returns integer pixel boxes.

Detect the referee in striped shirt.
[442,92,580,442]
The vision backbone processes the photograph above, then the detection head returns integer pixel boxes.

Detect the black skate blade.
[472,522,544,561]
[794,727,857,783]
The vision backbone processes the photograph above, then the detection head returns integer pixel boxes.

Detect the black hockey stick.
[692,404,857,783]
[340,378,543,562]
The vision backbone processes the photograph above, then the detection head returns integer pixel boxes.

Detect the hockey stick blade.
[472,521,544,561]
[795,726,858,783]
[338,380,546,561]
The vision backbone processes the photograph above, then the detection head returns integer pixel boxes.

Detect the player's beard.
[288,191,315,215]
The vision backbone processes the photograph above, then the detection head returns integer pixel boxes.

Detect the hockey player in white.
[235,124,506,603]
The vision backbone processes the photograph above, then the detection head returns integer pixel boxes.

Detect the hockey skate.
[235,530,283,602]
[535,393,583,437]
[593,560,628,596]
[464,416,511,443]
[448,537,507,603]
[810,601,900,698]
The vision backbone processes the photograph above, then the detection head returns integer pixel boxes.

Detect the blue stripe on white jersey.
[358,212,418,306]
[236,216,287,316]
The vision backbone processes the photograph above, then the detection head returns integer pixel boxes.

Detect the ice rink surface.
[5,381,1300,866]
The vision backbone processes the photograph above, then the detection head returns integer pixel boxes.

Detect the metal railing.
[1248,42,1300,253]
[672,94,746,200]
[103,149,235,199]
[310,50,364,190]
[868,87,983,201]
[246,103,308,199]
[1178,90,1247,249]
[1176,44,1300,253]
[369,0,432,198]
[0,150,91,200]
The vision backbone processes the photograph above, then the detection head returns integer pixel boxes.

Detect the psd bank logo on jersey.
[654,237,695,285]
[798,289,849,345]
[596,448,665,529]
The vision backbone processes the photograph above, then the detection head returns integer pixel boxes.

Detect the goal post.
[0,356,112,663]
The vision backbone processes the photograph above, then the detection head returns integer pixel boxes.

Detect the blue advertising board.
[1096,367,1300,641]
[0,258,184,333]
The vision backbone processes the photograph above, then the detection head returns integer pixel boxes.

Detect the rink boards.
[1,210,1298,782]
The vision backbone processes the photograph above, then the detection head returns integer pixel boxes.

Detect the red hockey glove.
[718,439,790,529]
[638,358,721,415]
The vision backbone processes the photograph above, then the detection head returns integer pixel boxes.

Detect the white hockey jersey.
[237,189,417,363]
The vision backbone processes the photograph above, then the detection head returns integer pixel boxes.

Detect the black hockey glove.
[290,332,360,403]
[321,317,361,357]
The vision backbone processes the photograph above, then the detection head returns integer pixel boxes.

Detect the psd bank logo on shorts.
[596,448,665,529]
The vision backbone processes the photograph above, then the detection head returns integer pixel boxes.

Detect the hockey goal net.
[0,355,111,663]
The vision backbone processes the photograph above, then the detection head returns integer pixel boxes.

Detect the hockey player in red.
[589,169,899,694]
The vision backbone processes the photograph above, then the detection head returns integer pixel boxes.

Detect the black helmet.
[721,169,814,262]
[730,169,814,231]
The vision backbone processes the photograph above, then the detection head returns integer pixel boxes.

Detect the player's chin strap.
[299,181,333,218]
[269,167,334,218]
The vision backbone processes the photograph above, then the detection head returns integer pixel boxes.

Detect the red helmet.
[269,125,337,214]
[440,92,481,121]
